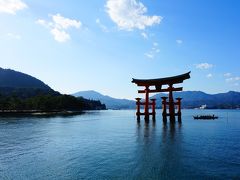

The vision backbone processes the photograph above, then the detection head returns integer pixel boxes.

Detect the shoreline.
[0,110,84,117]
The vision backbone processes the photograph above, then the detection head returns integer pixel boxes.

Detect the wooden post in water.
[161,97,168,123]
[176,98,182,123]
[168,84,175,123]
[135,98,141,121]
[151,98,156,120]
[144,86,150,121]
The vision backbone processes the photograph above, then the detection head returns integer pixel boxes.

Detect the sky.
[0,0,240,99]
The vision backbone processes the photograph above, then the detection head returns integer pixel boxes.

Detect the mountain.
[0,68,58,98]
[73,90,135,109]
[0,68,51,89]
[0,68,106,111]
[152,91,240,109]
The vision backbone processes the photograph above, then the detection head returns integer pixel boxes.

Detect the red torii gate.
[132,72,191,123]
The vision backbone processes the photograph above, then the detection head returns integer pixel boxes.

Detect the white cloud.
[36,14,81,43]
[105,0,162,31]
[226,77,240,82]
[176,39,183,44]
[206,73,213,78]
[196,63,213,70]
[0,0,27,15]
[224,73,231,77]
[50,28,70,42]
[226,78,233,82]
[144,42,160,59]
[36,19,47,26]
[96,18,109,32]
[152,46,159,53]
[144,52,154,59]
[225,75,240,86]
[7,32,21,39]
[141,32,148,39]
[52,14,81,29]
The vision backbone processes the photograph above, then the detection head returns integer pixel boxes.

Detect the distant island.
[0,68,106,115]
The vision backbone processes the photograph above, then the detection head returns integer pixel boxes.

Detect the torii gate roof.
[132,71,191,86]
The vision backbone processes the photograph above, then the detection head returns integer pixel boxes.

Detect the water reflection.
[136,120,157,139]
[136,120,182,140]
[160,122,185,179]
[135,120,184,178]
[162,122,182,141]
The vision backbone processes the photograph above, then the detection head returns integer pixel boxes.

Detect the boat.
[193,115,218,120]
[199,104,207,109]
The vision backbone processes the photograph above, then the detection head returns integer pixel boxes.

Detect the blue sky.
[0,0,240,99]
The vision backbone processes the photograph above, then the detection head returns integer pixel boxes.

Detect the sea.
[0,109,239,179]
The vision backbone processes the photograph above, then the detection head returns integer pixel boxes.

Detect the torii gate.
[132,72,191,123]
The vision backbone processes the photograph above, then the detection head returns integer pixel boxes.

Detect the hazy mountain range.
[74,90,240,109]
[153,91,240,109]
[73,91,135,109]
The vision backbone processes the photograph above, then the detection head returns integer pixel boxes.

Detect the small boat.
[193,115,218,120]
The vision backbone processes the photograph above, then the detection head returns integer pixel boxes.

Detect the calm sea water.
[0,110,239,179]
